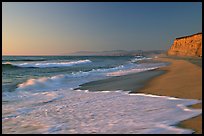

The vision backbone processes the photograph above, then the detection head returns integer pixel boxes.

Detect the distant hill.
[68,50,165,57]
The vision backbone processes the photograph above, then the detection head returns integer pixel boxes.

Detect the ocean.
[2,56,202,134]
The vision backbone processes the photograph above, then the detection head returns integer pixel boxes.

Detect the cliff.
[167,33,202,57]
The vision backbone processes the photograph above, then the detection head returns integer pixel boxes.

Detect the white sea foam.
[106,62,165,76]
[107,67,159,76]
[7,59,92,68]
[16,63,166,92]
[2,89,202,134]
[130,56,152,63]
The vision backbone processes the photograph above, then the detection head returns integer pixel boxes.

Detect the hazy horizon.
[2,2,202,56]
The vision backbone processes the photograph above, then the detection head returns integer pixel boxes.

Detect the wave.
[106,62,165,76]
[2,63,20,69]
[2,57,46,62]
[2,59,47,62]
[107,67,159,76]
[2,60,92,68]
[16,62,166,92]
[130,56,152,62]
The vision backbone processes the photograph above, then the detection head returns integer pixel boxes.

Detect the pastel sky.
[2,2,202,55]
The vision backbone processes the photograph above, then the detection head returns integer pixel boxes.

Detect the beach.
[77,55,202,134]
[138,56,202,134]
[2,56,202,134]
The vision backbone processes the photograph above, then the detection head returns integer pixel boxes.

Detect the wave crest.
[3,60,92,68]
[16,62,167,92]
[130,56,152,62]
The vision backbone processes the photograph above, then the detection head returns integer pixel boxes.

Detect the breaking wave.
[130,56,152,62]
[16,62,166,92]
[2,60,92,68]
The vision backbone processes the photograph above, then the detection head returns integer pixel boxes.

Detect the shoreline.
[137,57,202,134]
[74,55,202,134]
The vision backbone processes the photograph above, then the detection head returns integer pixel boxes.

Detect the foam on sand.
[2,89,202,134]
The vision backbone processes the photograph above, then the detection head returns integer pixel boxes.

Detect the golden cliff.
[167,33,202,57]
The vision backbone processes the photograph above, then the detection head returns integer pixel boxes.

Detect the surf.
[2,59,92,68]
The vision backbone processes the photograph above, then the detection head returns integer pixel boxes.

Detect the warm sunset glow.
[2,2,202,56]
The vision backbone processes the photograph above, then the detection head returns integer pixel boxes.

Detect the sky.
[2,2,202,56]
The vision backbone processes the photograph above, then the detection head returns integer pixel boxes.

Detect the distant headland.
[68,50,165,57]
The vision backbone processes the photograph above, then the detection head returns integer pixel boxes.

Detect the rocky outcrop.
[167,33,202,57]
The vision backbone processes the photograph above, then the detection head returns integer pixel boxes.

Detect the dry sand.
[138,57,202,134]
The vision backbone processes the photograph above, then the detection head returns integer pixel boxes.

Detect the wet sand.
[138,57,202,134]
[78,70,165,92]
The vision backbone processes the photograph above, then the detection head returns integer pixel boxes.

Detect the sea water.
[2,56,202,134]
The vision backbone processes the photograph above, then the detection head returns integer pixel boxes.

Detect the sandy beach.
[138,57,202,134]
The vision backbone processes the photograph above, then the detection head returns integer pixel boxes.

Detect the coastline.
[74,55,202,134]
[3,56,202,134]
[137,57,202,134]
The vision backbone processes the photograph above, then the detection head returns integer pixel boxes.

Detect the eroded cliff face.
[167,33,202,57]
